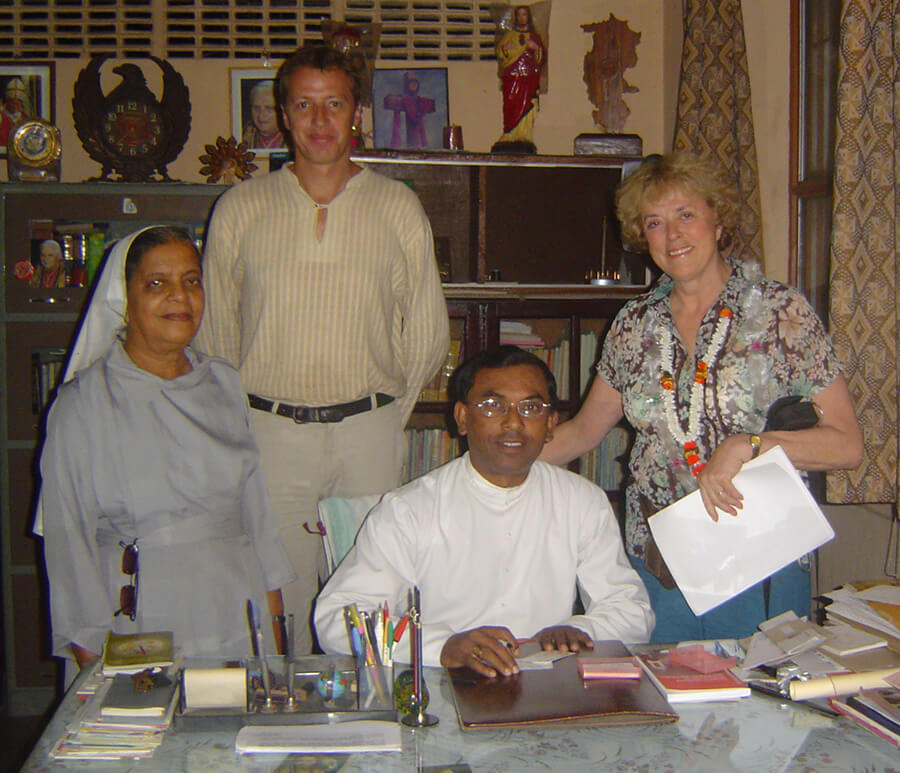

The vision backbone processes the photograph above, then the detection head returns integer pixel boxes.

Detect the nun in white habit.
[37,226,295,670]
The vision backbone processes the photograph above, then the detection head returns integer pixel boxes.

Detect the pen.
[363,611,385,671]
[246,600,259,658]
[386,621,395,665]
[394,614,410,642]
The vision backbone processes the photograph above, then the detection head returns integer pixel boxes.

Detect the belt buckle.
[317,407,344,423]
[291,406,343,423]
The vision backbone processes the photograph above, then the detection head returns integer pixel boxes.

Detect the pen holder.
[358,664,394,712]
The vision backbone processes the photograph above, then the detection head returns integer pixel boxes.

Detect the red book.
[636,649,750,703]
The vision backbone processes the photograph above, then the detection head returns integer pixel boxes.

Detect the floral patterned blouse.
[597,258,842,558]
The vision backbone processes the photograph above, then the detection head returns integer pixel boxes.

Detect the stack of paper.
[823,585,900,648]
[49,672,179,761]
[235,720,402,754]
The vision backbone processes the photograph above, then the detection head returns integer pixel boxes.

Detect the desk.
[22,666,899,772]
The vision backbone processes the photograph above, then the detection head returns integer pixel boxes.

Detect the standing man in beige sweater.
[196,44,449,653]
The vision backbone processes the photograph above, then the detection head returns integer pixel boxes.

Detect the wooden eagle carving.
[73,55,191,182]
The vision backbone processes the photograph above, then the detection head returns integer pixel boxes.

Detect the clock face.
[102,101,163,156]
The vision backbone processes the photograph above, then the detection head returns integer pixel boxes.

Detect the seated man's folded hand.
[534,625,593,653]
[440,626,520,677]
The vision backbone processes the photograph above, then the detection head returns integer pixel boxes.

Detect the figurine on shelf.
[492,3,549,154]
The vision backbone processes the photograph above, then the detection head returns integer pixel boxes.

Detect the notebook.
[447,640,678,730]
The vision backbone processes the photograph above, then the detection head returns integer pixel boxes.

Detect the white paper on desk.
[648,446,834,617]
[235,720,401,754]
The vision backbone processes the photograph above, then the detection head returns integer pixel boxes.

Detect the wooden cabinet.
[353,149,648,286]
[0,183,225,715]
[0,152,646,713]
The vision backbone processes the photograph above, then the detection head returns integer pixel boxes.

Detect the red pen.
[393,614,410,642]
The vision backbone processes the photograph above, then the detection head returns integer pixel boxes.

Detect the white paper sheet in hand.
[648,446,834,617]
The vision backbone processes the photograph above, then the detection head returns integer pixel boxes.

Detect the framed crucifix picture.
[372,68,448,150]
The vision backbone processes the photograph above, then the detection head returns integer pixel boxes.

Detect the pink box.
[577,656,642,680]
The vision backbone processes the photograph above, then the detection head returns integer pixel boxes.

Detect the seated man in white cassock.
[314,345,653,677]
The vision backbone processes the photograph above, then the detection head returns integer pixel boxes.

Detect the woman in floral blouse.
[542,152,863,642]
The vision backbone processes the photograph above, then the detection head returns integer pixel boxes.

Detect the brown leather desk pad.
[447,640,678,730]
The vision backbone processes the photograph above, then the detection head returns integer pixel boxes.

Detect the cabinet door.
[482,165,624,284]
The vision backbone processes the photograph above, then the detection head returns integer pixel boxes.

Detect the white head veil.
[35,227,154,535]
[61,227,154,383]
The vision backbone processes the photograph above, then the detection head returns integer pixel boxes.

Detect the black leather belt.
[247,392,394,423]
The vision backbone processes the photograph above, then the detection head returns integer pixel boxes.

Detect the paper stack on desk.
[235,720,401,754]
[822,584,900,650]
[648,446,834,616]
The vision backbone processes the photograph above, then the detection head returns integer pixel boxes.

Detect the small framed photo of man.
[372,68,449,150]
[0,62,54,154]
[230,68,286,156]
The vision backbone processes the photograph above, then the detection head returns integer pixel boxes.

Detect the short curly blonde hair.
[615,152,740,252]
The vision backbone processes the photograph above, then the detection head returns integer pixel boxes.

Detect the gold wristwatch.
[749,433,762,459]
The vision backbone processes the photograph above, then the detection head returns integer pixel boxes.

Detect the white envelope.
[648,445,834,616]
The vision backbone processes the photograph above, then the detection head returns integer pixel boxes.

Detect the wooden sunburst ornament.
[198,136,258,184]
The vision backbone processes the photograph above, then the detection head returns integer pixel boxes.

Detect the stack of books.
[49,631,179,761]
[50,669,180,760]
[830,687,900,747]
[635,645,750,704]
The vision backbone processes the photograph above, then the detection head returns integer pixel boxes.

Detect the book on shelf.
[102,631,174,676]
[578,424,630,490]
[404,427,461,481]
[418,337,462,402]
[635,648,750,703]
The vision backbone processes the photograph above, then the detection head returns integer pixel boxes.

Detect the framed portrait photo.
[372,68,448,150]
[0,62,54,155]
[230,67,286,157]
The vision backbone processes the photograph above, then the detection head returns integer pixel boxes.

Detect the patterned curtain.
[826,0,899,504]
[673,0,765,271]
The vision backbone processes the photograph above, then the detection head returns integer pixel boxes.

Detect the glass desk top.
[22,660,900,772]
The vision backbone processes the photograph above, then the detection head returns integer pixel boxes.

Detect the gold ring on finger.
[472,644,483,660]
